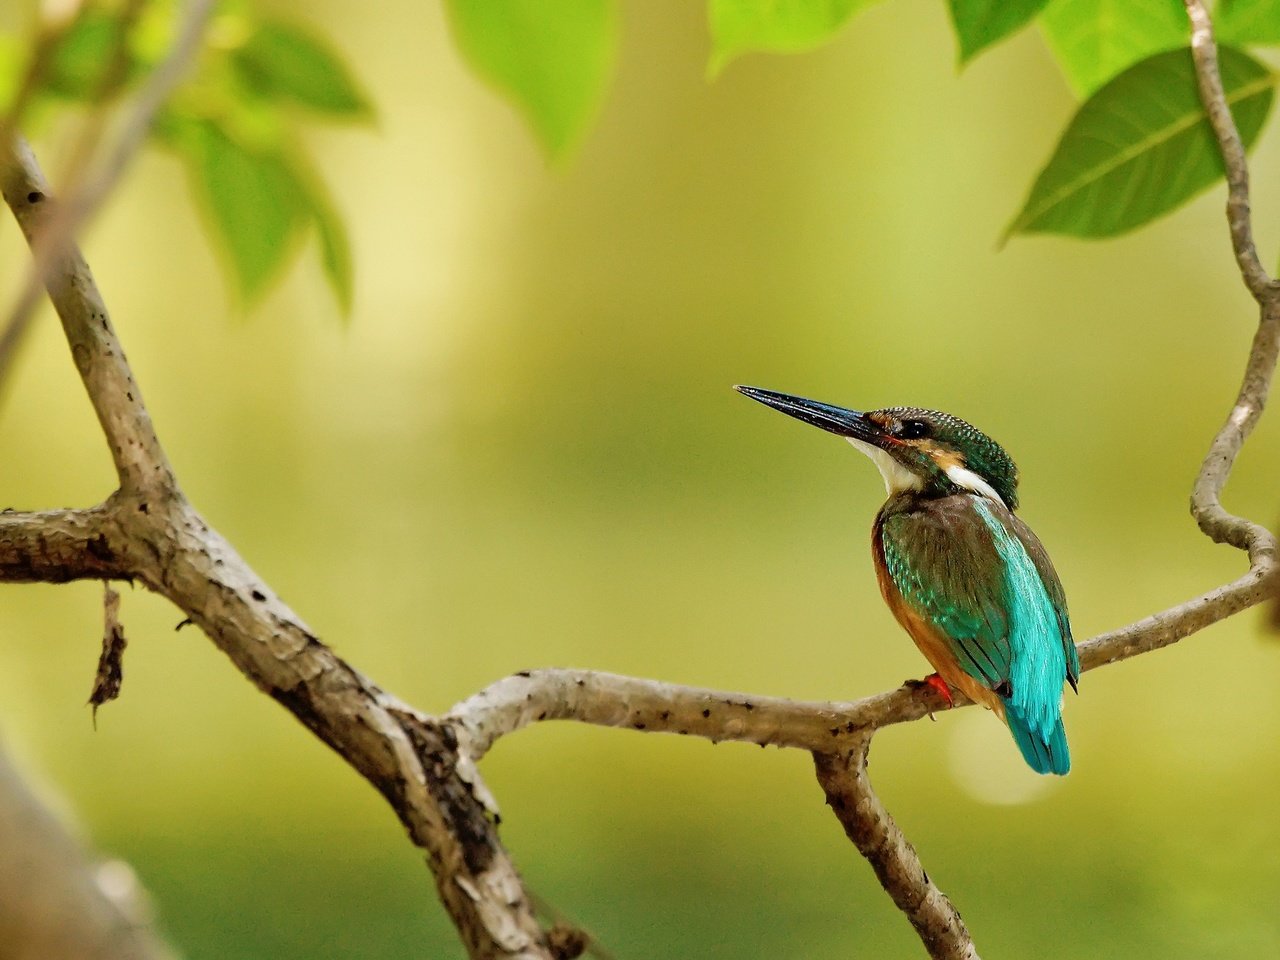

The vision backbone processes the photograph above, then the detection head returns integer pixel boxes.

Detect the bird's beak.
[734,386,887,446]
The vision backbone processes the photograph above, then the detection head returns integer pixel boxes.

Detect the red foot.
[906,672,954,710]
[924,673,954,706]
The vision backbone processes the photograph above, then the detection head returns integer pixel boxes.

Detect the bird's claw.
[905,673,954,719]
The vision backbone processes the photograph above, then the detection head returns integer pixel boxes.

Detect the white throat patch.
[944,463,1007,508]
[848,438,923,495]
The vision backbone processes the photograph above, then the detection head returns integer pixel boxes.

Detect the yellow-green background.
[3,0,1279,956]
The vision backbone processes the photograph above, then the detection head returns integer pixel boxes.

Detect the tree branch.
[814,739,977,960]
[0,138,176,495]
[0,505,128,582]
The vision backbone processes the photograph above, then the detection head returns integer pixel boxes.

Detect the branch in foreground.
[0,742,177,960]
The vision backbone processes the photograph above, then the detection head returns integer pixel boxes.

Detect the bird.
[735,385,1079,775]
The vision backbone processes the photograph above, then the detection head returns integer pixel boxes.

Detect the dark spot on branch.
[660,710,670,720]
[537,711,546,721]
[87,534,113,563]
[137,502,148,514]
[633,722,646,729]
[744,701,754,710]
[395,712,499,876]
[701,708,710,718]
[251,589,266,601]
[440,723,458,751]
[26,191,41,204]
[515,670,531,678]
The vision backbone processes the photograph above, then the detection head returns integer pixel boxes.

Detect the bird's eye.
[898,419,929,440]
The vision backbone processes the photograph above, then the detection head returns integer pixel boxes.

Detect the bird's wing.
[877,496,1014,690]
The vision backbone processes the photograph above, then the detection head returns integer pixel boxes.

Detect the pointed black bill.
[734,386,886,445]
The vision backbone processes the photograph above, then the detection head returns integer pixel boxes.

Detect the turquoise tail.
[1006,706,1070,776]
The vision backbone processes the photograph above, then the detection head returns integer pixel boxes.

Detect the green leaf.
[231,20,369,117]
[177,119,307,301]
[45,8,134,100]
[1219,0,1280,45]
[949,0,1051,63]
[444,0,618,157]
[1005,47,1275,239]
[1039,0,1187,96]
[307,184,354,317]
[706,0,879,75]
[0,34,23,111]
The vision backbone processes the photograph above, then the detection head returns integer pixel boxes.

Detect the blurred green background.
[3,0,1280,956]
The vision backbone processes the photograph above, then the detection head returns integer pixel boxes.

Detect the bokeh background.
[3,0,1280,956]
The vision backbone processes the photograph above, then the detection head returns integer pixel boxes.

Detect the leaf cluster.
[7,0,1280,321]
[447,0,1280,244]
[2,0,369,313]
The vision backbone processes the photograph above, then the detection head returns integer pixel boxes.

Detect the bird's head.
[735,386,1019,509]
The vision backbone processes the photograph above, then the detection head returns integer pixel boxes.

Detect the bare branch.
[448,668,884,759]
[814,739,977,960]
[0,148,175,496]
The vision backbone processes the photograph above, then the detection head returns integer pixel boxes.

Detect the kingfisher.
[736,386,1079,775]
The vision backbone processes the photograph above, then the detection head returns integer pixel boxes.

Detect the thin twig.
[1185,0,1275,298]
